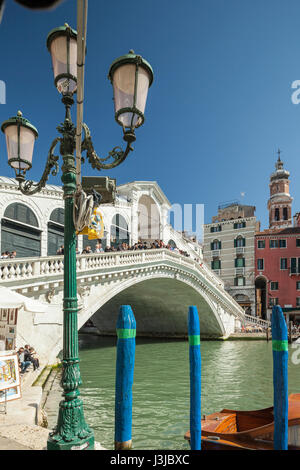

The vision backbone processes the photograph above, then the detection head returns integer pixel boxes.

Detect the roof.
[117,181,171,207]
[256,227,300,236]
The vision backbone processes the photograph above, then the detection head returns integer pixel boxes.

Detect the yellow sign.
[78,206,104,240]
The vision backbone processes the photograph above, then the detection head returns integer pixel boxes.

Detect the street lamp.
[1,24,153,451]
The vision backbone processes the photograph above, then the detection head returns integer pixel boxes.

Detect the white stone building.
[0,176,201,259]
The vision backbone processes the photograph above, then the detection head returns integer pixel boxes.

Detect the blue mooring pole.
[114,305,136,450]
[188,305,201,450]
[271,305,288,450]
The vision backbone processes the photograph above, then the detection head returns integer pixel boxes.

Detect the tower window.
[283,207,288,220]
[275,208,280,221]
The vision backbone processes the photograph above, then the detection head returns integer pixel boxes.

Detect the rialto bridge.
[0,249,245,363]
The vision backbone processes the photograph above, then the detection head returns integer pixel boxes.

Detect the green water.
[45,336,300,450]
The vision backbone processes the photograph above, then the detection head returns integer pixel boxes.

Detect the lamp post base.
[46,397,95,451]
[47,433,95,451]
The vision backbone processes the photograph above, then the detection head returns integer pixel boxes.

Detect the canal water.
[44,336,300,450]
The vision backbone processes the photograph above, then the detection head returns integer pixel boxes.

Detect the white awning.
[0,286,46,313]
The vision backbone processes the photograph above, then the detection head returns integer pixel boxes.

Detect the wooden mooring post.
[271,305,288,450]
[188,306,201,450]
[114,305,136,450]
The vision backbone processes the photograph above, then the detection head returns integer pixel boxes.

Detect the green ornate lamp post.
[1,24,153,451]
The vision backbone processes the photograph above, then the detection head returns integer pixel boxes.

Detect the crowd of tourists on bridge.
[0,250,16,259]
[56,240,192,258]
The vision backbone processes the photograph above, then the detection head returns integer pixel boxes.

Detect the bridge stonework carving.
[0,249,245,362]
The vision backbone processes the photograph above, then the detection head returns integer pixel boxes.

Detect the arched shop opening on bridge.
[1,202,41,257]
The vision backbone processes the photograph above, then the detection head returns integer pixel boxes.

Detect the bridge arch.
[80,271,227,339]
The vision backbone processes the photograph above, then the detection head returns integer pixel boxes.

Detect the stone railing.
[0,249,244,319]
[243,313,270,328]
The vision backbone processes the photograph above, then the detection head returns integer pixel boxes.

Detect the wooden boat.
[184,393,300,450]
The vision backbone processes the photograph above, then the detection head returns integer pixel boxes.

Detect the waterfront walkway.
[0,363,106,450]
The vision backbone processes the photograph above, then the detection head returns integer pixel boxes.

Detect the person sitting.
[17,347,31,374]
[29,347,40,371]
[24,344,39,371]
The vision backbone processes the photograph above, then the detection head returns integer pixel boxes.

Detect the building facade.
[204,202,259,314]
[255,155,300,321]
[255,227,300,320]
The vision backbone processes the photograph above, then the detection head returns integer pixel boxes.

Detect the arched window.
[48,208,64,255]
[275,208,280,221]
[168,239,176,248]
[283,207,288,220]
[211,239,221,250]
[110,214,129,248]
[2,203,41,257]
[234,235,245,247]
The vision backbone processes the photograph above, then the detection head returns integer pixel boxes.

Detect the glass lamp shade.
[47,24,77,95]
[108,51,153,130]
[1,111,38,176]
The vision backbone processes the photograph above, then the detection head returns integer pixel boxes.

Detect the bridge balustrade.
[0,249,245,320]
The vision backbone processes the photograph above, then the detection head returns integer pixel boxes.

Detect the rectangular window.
[270,239,279,248]
[297,297,300,307]
[269,297,279,307]
[257,259,264,270]
[296,239,300,247]
[291,257,297,274]
[235,257,245,267]
[279,239,287,248]
[234,276,245,286]
[234,221,246,229]
[211,259,221,270]
[210,225,222,233]
[280,258,288,270]
[296,281,300,290]
[271,282,279,291]
[257,240,265,249]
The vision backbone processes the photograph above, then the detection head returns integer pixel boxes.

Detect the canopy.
[0,286,46,313]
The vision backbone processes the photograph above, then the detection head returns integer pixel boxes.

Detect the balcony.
[290,270,300,276]
[212,250,220,257]
[235,247,245,254]
[235,267,245,275]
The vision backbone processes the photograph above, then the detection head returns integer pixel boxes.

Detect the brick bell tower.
[268,150,293,229]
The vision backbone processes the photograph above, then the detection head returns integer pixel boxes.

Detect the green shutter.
[291,258,297,274]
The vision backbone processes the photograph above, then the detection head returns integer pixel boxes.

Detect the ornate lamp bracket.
[81,122,135,171]
[17,137,61,195]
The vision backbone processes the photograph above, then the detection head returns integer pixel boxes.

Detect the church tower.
[267,150,293,229]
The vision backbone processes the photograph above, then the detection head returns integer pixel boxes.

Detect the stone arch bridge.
[0,249,245,362]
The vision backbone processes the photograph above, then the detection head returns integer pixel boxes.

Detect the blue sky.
[1,0,300,236]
